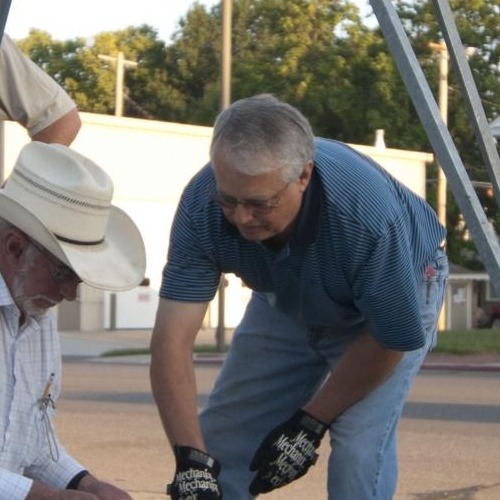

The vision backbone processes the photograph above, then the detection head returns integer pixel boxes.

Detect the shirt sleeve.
[160,195,221,302]
[0,34,76,136]
[353,214,426,351]
[0,452,86,499]
[24,446,86,490]
[0,468,33,500]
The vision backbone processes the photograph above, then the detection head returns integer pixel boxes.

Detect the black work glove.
[167,445,222,499]
[249,409,328,495]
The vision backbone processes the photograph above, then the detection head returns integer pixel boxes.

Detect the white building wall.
[1,115,433,330]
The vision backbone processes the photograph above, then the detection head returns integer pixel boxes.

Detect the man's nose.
[59,277,81,301]
[231,203,255,224]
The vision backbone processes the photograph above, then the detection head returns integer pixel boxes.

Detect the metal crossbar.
[370,0,500,290]
[0,0,11,44]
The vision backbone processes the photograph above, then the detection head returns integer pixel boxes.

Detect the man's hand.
[167,445,222,499]
[77,474,133,499]
[26,475,132,499]
[249,409,328,495]
[27,480,98,499]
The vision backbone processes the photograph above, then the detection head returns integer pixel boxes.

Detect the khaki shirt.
[0,34,76,137]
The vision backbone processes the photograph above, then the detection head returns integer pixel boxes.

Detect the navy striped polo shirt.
[160,138,446,350]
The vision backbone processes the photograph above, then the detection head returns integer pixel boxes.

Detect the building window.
[486,281,500,301]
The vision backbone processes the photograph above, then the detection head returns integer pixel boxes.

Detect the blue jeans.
[200,249,448,499]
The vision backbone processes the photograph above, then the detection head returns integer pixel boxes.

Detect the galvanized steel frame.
[0,0,11,44]
[370,0,500,289]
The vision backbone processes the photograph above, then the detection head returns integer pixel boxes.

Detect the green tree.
[16,26,176,118]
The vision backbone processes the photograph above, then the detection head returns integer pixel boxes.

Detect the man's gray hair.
[210,94,315,182]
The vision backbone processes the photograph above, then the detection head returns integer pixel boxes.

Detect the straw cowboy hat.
[0,142,146,291]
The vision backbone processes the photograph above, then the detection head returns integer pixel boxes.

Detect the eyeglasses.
[212,182,291,215]
[30,240,80,284]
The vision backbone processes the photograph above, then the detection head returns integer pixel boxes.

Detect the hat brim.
[0,192,146,291]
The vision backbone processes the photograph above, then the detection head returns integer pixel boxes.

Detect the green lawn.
[101,329,500,357]
[434,329,500,355]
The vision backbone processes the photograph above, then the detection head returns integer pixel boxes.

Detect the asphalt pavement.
[57,329,500,500]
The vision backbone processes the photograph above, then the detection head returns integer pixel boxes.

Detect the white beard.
[11,247,55,319]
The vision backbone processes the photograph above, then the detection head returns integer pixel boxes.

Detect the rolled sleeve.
[24,445,86,490]
[0,468,33,500]
[0,34,76,136]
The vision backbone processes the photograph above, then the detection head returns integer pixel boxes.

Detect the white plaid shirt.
[0,275,85,498]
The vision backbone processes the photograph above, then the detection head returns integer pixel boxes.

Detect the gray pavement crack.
[411,482,500,499]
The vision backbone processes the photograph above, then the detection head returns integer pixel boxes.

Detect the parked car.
[477,305,500,328]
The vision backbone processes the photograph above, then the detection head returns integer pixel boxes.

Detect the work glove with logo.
[249,409,328,495]
[167,445,222,499]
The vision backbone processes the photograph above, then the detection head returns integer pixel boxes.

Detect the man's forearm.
[150,346,206,450]
[304,331,404,424]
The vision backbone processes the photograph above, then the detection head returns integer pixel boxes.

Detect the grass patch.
[434,329,500,355]
[100,331,500,358]
[101,347,150,357]
[100,343,228,358]
[194,344,230,353]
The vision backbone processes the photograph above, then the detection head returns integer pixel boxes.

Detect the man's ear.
[2,229,29,263]
[298,161,314,192]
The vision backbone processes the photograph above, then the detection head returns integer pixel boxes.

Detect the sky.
[4,0,376,44]
[4,0,222,43]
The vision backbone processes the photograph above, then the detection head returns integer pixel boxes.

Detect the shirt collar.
[0,272,16,308]
[289,166,321,247]
[0,272,24,337]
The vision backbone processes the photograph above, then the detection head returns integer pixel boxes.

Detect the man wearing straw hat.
[0,141,146,498]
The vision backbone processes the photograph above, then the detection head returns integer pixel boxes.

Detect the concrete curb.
[59,330,500,372]
[67,353,500,373]
[421,362,500,372]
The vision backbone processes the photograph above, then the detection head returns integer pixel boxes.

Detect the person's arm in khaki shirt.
[0,33,81,145]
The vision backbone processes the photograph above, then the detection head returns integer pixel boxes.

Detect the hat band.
[56,234,105,246]
[14,168,111,211]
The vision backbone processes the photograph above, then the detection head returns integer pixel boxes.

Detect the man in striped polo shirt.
[151,94,448,500]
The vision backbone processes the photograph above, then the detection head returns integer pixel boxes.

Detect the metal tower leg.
[0,0,11,44]
[370,0,500,290]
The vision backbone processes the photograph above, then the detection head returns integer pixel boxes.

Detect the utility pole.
[221,0,232,109]
[98,52,138,117]
[428,41,449,332]
[429,41,449,229]
[215,0,232,352]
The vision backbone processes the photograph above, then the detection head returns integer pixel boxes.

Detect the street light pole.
[215,0,232,352]
[429,40,449,332]
[429,41,449,229]
[221,0,232,109]
[98,52,138,117]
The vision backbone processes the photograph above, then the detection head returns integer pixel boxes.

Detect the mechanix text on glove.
[167,445,222,499]
[249,409,328,495]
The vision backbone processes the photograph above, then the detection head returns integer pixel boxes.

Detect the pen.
[40,372,55,410]
[39,372,59,461]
